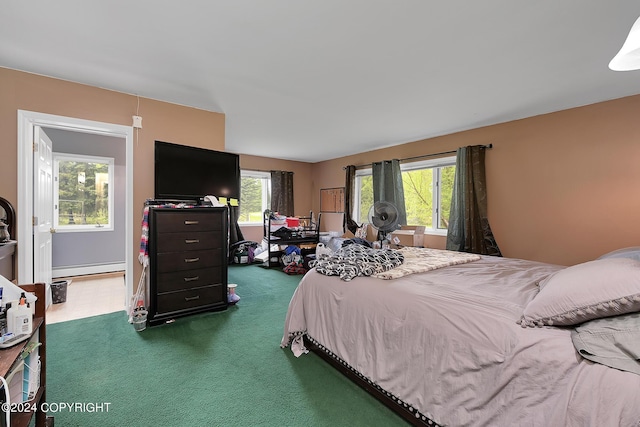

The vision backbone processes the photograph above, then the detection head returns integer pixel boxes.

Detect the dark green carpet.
[46,265,409,426]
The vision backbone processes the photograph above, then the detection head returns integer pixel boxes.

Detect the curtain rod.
[344,143,493,170]
[241,169,294,174]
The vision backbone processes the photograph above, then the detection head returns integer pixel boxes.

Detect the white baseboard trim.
[53,263,126,279]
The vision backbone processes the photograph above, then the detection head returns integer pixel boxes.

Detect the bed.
[281,246,640,426]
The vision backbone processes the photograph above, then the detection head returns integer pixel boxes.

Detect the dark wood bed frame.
[303,336,440,427]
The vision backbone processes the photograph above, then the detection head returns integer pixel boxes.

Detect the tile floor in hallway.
[46,273,127,324]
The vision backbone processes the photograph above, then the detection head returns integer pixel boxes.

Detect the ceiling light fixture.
[610,16,640,71]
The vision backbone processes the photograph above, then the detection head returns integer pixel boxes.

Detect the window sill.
[423,229,448,237]
[54,226,114,233]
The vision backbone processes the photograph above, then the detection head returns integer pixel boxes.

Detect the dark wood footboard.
[304,336,440,427]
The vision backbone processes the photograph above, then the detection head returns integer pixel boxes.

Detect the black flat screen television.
[154,140,240,203]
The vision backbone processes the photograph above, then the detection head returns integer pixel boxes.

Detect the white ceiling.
[2,1,640,163]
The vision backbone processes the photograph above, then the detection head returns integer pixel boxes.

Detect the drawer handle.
[184,220,200,225]
[184,257,200,263]
[185,239,200,244]
[183,276,200,282]
[185,295,200,302]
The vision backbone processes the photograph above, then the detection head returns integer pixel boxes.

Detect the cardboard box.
[389,226,425,247]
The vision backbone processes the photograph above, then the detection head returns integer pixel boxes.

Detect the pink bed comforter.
[281,255,640,427]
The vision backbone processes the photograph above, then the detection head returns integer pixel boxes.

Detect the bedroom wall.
[312,95,640,266]
[3,68,638,270]
[0,67,225,282]
[0,67,313,280]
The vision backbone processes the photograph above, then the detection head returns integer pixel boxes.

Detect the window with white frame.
[239,170,271,224]
[54,153,114,232]
[354,156,456,234]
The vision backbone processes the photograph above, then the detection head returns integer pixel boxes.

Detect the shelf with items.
[262,211,321,268]
[0,282,52,427]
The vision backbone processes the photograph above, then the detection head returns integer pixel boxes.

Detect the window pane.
[402,169,432,227]
[357,175,373,223]
[438,165,455,229]
[353,158,455,233]
[57,160,110,226]
[240,176,265,222]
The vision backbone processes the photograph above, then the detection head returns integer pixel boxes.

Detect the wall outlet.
[132,115,143,129]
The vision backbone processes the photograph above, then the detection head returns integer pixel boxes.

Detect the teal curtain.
[446,146,501,256]
[446,149,467,251]
[372,159,407,229]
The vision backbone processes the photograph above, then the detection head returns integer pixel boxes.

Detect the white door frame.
[17,110,134,313]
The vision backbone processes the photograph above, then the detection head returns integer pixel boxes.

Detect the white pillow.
[519,258,640,327]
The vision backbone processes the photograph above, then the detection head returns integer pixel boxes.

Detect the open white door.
[18,111,135,315]
[33,126,53,307]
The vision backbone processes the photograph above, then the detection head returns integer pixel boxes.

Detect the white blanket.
[372,247,480,279]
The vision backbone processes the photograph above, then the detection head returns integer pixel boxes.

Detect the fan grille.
[368,201,400,233]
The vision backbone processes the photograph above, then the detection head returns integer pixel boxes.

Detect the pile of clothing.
[229,240,259,264]
[310,243,404,281]
[281,245,307,275]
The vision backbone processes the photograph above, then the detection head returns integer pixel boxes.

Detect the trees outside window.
[239,170,271,224]
[354,157,455,233]
[54,153,114,231]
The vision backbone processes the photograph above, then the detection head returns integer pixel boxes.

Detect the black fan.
[367,201,400,242]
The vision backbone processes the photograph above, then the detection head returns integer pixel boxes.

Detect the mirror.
[0,197,15,241]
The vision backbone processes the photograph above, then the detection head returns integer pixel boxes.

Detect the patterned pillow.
[519,258,640,327]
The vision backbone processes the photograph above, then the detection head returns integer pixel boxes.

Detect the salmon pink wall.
[3,67,639,270]
[0,67,225,282]
[311,96,640,266]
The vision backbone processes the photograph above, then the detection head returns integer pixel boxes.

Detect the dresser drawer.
[157,249,223,273]
[156,231,223,253]
[156,284,226,314]
[156,266,223,293]
[153,210,223,233]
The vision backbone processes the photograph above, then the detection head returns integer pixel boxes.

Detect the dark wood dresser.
[146,206,228,326]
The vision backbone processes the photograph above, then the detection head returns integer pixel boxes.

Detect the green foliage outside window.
[357,176,373,224]
[403,169,433,227]
[356,164,455,229]
[438,166,455,229]
[240,176,270,223]
[57,160,109,226]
